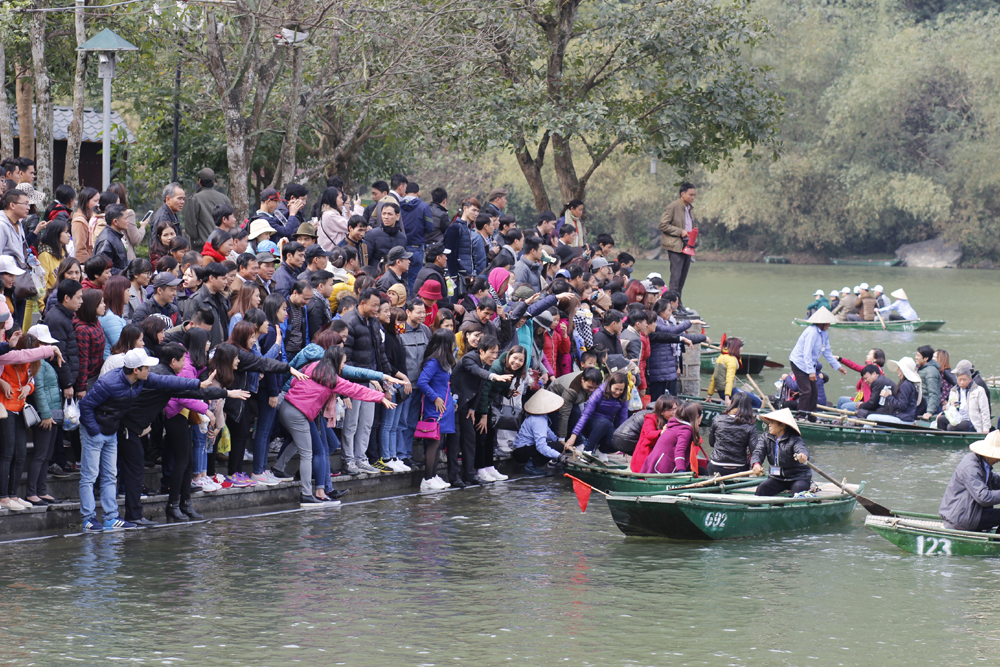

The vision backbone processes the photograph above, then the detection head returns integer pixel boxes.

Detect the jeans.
[837,397,858,411]
[581,416,617,453]
[868,414,913,426]
[79,426,120,523]
[342,396,376,467]
[719,387,761,409]
[252,394,280,475]
[378,388,403,460]
[27,422,59,497]
[278,401,314,496]
[406,247,425,292]
[191,424,208,475]
[0,414,27,498]
[311,418,332,493]
[397,391,422,459]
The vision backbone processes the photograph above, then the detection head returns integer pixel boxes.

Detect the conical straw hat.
[891,288,908,300]
[524,388,564,415]
[970,431,1000,459]
[759,408,801,434]
[806,306,838,325]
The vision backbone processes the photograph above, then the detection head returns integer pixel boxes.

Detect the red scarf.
[202,242,227,263]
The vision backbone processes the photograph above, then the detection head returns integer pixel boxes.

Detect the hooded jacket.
[640,418,696,474]
[917,359,942,415]
[647,318,693,382]
[400,196,435,247]
[342,308,392,373]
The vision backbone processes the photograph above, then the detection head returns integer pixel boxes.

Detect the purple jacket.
[640,419,695,473]
[573,381,628,436]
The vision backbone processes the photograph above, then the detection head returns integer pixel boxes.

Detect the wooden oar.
[669,469,757,490]
[577,450,611,468]
[875,309,887,331]
[815,404,856,415]
[745,374,775,411]
[805,461,891,516]
[763,360,785,369]
[807,412,879,426]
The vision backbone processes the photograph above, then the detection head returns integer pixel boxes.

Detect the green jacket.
[806,296,830,312]
[918,359,942,415]
[183,185,233,249]
[478,353,518,415]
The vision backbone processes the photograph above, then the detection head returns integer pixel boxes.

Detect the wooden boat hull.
[563,461,695,494]
[793,318,945,332]
[764,256,788,264]
[700,351,769,376]
[866,513,1000,556]
[829,258,902,266]
[607,487,860,540]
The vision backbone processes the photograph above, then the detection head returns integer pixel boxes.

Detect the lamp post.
[77,28,137,190]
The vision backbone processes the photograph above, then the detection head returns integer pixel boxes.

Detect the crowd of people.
[0,163,712,531]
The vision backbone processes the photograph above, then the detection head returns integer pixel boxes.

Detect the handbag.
[494,395,520,432]
[415,381,449,440]
[22,403,40,429]
[13,233,42,300]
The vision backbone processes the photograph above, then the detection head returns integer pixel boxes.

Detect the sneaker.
[103,517,138,531]
[48,463,71,478]
[212,474,233,489]
[524,460,547,476]
[475,470,495,485]
[343,462,360,475]
[239,472,258,487]
[194,477,219,492]
[228,474,250,488]
[300,494,326,509]
[321,496,342,506]
[485,466,508,481]
[83,519,104,533]
[270,468,294,482]
[357,461,380,474]
[384,458,403,472]
[391,458,412,472]
[373,459,394,473]
[263,470,283,485]
[595,449,609,462]
[10,498,32,510]
[243,450,254,461]
[268,437,285,454]
[251,472,278,486]
[420,478,446,493]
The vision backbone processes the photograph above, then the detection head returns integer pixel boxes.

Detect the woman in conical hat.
[789,307,848,419]
[877,288,919,321]
[512,389,574,475]
[750,408,812,497]
[939,431,1000,532]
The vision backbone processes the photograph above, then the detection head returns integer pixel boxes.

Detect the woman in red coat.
[630,395,678,472]
[640,402,704,474]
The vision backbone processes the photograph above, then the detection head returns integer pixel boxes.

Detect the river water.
[2,261,999,666]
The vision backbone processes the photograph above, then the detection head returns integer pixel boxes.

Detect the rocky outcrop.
[895,237,962,268]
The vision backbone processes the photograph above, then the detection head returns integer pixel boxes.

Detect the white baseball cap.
[841,286,851,294]
[873,284,884,293]
[0,256,25,276]
[853,285,861,295]
[813,289,824,296]
[860,282,870,290]
[829,290,840,297]
[27,324,58,344]
[123,349,160,369]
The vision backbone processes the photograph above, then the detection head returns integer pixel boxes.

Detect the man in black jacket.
[412,243,450,299]
[93,204,130,273]
[374,246,411,294]
[451,335,511,487]
[855,365,898,418]
[428,187,450,246]
[592,309,625,357]
[183,262,231,346]
[132,272,181,325]
[340,288,409,474]
[43,279,83,400]
[364,201,407,269]
[273,241,306,298]
[307,271,334,336]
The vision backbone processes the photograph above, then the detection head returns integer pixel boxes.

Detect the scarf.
[202,242,227,263]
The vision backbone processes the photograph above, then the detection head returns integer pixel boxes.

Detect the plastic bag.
[217,424,231,454]
[62,398,80,431]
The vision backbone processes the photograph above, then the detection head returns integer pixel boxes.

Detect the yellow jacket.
[707,353,740,397]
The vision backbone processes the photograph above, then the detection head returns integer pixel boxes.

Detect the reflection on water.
[2,261,999,665]
[2,452,1000,666]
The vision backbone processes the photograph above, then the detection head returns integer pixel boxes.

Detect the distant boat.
[792,318,946,332]
[763,256,789,264]
[829,258,902,266]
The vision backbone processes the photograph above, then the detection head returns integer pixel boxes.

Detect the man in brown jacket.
[658,182,697,313]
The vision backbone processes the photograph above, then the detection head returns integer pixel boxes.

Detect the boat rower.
[751,408,812,497]
[939,431,1000,532]
[789,307,847,419]
[877,288,918,321]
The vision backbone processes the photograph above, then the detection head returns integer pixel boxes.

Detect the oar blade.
[856,494,893,516]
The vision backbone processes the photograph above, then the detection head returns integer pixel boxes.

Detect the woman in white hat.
[750,408,811,496]
[512,388,574,475]
[828,289,840,311]
[939,432,1000,532]
[805,289,829,317]
[248,218,279,256]
[877,288,918,321]
[788,307,847,418]
[869,357,922,425]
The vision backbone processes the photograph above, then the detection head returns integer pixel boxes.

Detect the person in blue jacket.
[399,182,435,290]
[416,329,458,492]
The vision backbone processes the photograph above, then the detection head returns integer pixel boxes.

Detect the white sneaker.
[251,472,277,486]
[431,475,450,490]
[420,478,446,493]
[263,470,282,485]
[384,459,403,472]
[595,449,609,462]
[391,458,411,472]
[243,450,254,461]
[474,471,494,485]
[486,466,508,481]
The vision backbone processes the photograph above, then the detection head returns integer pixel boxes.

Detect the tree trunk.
[551,133,580,210]
[15,62,33,161]
[0,42,13,161]
[269,44,303,192]
[514,137,552,213]
[64,0,87,189]
[223,108,252,222]
[31,2,53,195]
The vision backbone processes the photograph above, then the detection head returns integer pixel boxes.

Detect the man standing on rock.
[658,182,697,315]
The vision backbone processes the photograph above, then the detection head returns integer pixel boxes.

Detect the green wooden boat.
[829,257,902,266]
[985,381,1000,403]
[564,460,696,494]
[606,482,862,540]
[792,318,946,332]
[700,350,770,375]
[866,512,1000,556]
[764,256,789,264]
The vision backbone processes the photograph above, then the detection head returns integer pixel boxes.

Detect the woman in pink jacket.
[640,402,704,474]
[280,346,395,508]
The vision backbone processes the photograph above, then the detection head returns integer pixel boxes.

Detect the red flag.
[565,474,593,513]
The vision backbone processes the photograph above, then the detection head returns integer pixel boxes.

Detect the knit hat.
[593,293,612,312]
[387,283,407,302]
